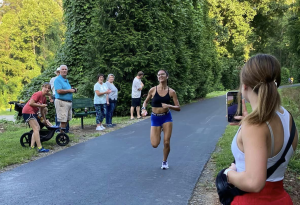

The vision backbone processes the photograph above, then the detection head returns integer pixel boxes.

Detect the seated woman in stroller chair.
[22,82,53,153]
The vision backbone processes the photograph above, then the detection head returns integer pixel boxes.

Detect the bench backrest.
[73,98,94,109]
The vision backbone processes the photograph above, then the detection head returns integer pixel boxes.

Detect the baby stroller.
[9,101,70,147]
[20,126,69,147]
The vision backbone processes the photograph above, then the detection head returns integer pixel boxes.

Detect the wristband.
[141,107,146,110]
[224,168,234,183]
[224,168,234,176]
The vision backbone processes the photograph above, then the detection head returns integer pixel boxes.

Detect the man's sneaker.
[38,147,49,153]
[100,125,106,130]
[106,124,113,127]
[161,161,169,169]
[96,126,104,131]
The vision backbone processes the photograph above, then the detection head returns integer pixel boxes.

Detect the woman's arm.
[29,99,47,108]
[46,93,53,103]
[141,88,154,116]
[162,89,180,111]
[106,93,109,105]
[227,123,268,192]
[95,90,110,96]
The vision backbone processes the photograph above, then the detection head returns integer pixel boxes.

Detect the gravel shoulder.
[189,156,221,205]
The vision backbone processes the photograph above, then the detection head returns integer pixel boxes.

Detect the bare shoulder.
[241,121,269,141]
[148,87,156,94]
[168,87,177,96]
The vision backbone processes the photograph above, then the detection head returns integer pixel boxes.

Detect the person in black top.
[141,70,180,169]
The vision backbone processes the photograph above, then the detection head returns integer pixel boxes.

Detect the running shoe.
[96,126,104,131]
[161,161,169,169]
[38,147,49,153]
[100,125,106,130]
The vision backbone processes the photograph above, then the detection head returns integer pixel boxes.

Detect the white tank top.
[231,107,295,182]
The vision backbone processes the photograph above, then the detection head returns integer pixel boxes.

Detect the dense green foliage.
[19,0,221,116]
[11,0,300,118]
[83,0,220,114]
[207,0,300,89]
[0,0,64,109]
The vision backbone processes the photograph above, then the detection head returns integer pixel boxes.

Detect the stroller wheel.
[20,132,32,147]
[56,133,69,146]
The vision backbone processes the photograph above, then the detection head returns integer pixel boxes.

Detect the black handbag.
[216,115,296,205]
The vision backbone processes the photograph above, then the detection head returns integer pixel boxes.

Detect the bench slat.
[72,98,96,129]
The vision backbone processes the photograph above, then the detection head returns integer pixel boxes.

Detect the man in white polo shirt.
[50,67,60,127]
[130,71,144,119]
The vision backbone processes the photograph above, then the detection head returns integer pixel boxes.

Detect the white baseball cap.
[54,67,60,74]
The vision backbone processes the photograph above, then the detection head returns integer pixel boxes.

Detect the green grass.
[205,90,229,99]
[0,110,15,115]
[69,116,130,126]
[0,120,81,169]
[0,122,37,169]
[189,90,229,104]
[0,115,132,170]
[213,86,300,176]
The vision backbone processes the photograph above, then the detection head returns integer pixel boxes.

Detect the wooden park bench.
[72,98,96,129]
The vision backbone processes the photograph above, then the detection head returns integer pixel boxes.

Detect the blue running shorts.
[151,111,173,127]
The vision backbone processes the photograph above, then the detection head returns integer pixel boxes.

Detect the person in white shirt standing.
[94,74,111,131]
[130,71,144,120]
[50,67,60,127]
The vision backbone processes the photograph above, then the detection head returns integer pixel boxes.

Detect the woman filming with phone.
[220,54,298,204]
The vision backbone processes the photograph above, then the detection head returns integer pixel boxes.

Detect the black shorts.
[23,114,44,128]
[131,98,141,107]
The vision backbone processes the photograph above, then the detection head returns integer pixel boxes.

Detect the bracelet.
[224,168,235,183]
[141,107,146,110]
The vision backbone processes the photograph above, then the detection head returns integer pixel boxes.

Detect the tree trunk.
[32,36,35,55]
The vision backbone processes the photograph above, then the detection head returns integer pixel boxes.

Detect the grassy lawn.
[213,86,300,176]
[69,116,130,127]
[0,110,14,115]
[0,115,131,170]
[205,90,229,99]
[0,120,80,169]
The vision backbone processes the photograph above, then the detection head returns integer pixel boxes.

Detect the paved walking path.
[0,96,228,205]
[0,115,15,122]
[279,83,300,89]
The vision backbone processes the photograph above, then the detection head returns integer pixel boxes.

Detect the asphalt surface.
[0,96,228,205]
[279,83,300,89]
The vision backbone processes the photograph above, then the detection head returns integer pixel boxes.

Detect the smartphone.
[226,91,242,122]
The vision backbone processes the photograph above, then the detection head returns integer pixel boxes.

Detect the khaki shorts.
[55,99,72,122]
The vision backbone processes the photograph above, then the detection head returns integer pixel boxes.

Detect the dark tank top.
[151,86,171,107]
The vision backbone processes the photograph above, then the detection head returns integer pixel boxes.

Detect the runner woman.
[141,70,180,169]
